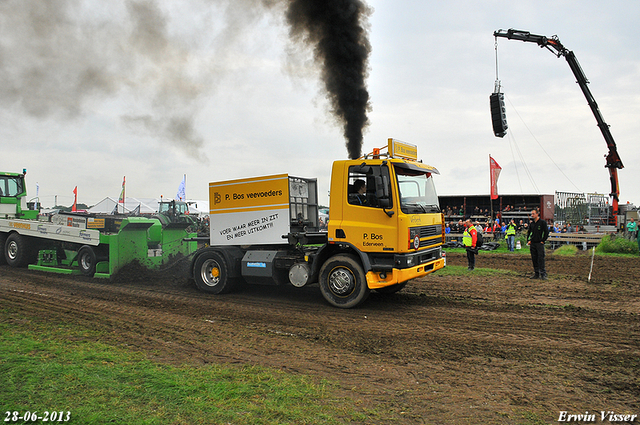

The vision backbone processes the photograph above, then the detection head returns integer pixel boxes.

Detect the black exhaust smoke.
[285,0,372,159]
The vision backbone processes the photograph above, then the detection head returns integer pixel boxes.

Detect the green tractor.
[154,199,196,229]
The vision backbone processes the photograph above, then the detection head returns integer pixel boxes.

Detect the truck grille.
[412,224,443,248]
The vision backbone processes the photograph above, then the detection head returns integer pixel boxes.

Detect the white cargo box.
[208,174,319,246]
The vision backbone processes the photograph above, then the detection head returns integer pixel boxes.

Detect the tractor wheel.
[193,251,237,294]
[319,254,369,308]
[5,233,34,268]
[77,245,97,277]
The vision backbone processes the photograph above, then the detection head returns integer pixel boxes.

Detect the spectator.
[456,219,464,242]
[493,221,501,241]
[626,217,638,241]
[505,219,516,251]
[475,221,483,234]
[527,208,550,280]
[462,219,478,271]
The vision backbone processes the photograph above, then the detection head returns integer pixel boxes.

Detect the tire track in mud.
[2,266,637,366]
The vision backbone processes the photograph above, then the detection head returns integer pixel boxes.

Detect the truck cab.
[323,139,445,296]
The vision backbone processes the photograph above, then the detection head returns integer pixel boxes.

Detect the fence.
[446,231,609,251]
[554,191,613,226]
[547,233,606,250]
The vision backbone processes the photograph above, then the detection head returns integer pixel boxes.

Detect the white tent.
[88,197,159,215]
[186,200,209,217]
[88,197,208,216]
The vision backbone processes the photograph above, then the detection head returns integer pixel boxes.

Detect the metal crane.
[493,28,624,219]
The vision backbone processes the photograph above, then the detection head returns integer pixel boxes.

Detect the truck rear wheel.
[5,233,34,268]
[193,251,236,294]
[319,254,369,308]
[77,245,97,277]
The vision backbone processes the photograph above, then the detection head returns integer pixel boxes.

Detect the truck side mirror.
[374,176,389,198]
[374,175,392,211]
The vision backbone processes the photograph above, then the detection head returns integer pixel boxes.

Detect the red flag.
[72,186,78,212]
[119,176,126,204]
[490,156,502,200]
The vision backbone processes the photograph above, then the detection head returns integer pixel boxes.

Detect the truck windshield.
[0,175,24,197]
[395,167,440,214]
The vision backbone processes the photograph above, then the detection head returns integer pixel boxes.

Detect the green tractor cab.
[154,200,196,229]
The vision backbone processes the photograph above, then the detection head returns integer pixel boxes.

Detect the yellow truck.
[190,139,446,308]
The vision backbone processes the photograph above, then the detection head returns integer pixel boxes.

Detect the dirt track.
[1,251,639,424]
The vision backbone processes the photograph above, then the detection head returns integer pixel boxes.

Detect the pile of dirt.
[109,256,194,288]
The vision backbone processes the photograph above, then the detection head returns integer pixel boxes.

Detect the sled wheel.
[319,254,369,308]
[77,245,97,277]
[5,233,34,268]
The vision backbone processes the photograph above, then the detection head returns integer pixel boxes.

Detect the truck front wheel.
[193,251,236,294]
[319,254,369,308]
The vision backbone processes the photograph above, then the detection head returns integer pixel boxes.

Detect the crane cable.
[494,37,501,93]
[507,130,524,193]
[505,93,582,193]
[505,121,540,194]
[495,37,533,193]
[494,36,581,195]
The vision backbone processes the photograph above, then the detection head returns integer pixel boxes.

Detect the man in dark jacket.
[526,208,550,280]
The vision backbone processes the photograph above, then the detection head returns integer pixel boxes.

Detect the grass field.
[0,310,362,425]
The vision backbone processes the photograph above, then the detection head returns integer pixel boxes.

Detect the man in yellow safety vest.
[462,219,478,270]
[505,219,516,251]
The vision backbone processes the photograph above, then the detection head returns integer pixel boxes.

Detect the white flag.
[176,175,186,201]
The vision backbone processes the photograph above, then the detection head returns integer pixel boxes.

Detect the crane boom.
[494,29,623,216]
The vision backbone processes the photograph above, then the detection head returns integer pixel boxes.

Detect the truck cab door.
[330,162,398,253]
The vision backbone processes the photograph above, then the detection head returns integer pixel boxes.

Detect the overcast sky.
[1,0,638,210]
